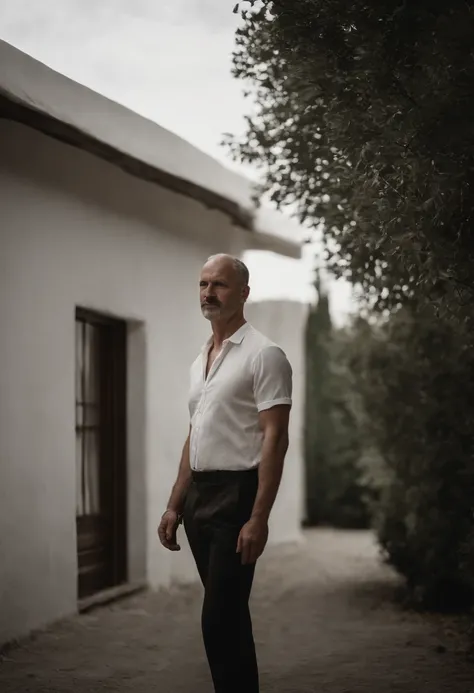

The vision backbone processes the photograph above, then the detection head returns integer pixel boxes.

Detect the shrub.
[349,309,474,609]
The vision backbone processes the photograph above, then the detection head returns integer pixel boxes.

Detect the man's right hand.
[157,510,181,551]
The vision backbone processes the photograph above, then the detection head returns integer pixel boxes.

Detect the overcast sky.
[0,0,355,323]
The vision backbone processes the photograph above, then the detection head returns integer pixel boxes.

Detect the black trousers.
[183,468,259,693]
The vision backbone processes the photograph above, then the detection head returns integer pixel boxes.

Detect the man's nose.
[204,284,216,298]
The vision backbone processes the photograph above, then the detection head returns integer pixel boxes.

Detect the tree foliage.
[226,0,474,315]
[228,0,474,609]
[304,276,372,529]
[304,274,332,525]
[348,309,474,610]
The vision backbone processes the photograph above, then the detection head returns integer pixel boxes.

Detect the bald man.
[158,254,292,693]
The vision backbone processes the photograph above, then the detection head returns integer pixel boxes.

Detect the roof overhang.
[0,90,253,231]
[0,40,301,259]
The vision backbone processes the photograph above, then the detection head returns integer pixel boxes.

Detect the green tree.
[305,273,371,528]
[304,271,333,525]
[228,1,474,609]
[226,0,474,318]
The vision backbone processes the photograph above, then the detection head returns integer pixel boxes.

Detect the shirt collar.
[226,322,250,345]
[201,322,250,351]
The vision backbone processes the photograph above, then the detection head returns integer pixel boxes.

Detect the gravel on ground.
[1,528,473,693]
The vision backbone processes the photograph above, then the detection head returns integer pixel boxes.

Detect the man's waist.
[191,467,258,484]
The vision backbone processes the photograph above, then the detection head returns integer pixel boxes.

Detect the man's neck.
[211,315,247,350]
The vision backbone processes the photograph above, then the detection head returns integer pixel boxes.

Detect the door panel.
[75,310,127,600]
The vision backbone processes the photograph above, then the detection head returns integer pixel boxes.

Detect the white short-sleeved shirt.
[188,322,292,471]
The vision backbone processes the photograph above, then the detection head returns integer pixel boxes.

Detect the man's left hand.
[236,516,269,565]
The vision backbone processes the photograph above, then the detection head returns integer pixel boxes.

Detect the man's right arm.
[157,426,192,551]
[166,425,192,515]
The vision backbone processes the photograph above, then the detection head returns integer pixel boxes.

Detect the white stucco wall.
[0,120,304,645]
[245,301,308,545]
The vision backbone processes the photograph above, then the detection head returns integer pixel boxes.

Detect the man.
[158,254,292,693]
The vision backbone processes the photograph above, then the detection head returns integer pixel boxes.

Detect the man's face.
[200,258,249,322]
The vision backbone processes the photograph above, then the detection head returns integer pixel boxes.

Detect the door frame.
[75,307,128,599]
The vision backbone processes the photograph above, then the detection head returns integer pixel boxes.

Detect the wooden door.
[75,309,127,600]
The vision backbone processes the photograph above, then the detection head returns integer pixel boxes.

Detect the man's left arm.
[250,405,290,524]
[237,346,292,565]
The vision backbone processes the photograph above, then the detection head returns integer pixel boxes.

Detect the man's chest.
[189,351,254,415]
[205,345,219,379]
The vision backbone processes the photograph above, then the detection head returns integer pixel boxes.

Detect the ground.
[1,529,473,692]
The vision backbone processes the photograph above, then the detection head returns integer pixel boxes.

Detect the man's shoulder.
[244,325,286,357]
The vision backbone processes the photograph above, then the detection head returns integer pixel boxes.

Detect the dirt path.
[1,529,473,692]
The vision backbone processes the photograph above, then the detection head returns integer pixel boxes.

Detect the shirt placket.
[192,340,231,471]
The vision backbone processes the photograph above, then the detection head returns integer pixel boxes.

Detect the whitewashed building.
[0,41,306,646]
